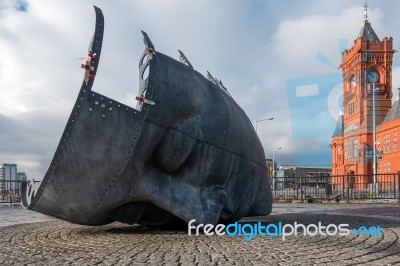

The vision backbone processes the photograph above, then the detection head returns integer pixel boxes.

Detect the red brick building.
[331,4,399,187]
[376,99,400,179]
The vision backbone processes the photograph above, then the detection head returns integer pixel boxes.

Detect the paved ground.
[0,205,54,227]
[1,203,400,265]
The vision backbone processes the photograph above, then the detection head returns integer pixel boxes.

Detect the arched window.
[353,139,358,157]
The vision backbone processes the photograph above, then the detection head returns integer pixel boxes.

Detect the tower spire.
[363,1,368,21]
[358,1,379,41]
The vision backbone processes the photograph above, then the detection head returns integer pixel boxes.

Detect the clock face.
[351,75,356,87]
[368,70,379,83]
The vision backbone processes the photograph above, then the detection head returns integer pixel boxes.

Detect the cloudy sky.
[1,0,400,179]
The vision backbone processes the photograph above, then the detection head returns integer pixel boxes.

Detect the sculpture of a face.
[25,6,272,226]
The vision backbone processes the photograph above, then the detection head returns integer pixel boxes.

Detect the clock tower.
[331,3,396,183]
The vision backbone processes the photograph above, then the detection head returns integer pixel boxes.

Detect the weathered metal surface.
[27,6,272,226]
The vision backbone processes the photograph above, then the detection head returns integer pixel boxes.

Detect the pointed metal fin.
[141,30,154,49]
[206,71,231,96]
[219,80,228,91]
[81,5,104,90]
[178,50,193,69]
[207,71,214,81]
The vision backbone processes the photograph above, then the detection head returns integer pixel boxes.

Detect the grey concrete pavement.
[1,203,400,265]
[0,204,54,227]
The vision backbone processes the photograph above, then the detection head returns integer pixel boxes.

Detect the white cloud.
[272,6,383,70]
[257,4,389,167]
[0,1,399,178]
[392,66,400,101]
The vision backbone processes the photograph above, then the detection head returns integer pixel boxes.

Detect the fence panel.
[0,180,24,204]
[272,173,399,202]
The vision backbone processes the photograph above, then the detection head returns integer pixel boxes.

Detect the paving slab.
[1,204,400,265]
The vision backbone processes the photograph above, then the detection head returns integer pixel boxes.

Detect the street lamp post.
[272,147,282,190]
[255,117,273,134]
[372,82,377,183]
[254,116,275,181]
[272,147,282,177]
[367,69,379,184]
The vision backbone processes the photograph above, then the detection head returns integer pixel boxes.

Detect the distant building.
[265,159,276,177]
[376,93,400,175]
[0,163,17,181]
[282,167,331,188]
[16,172,27,182]
[0,163,17,190]
[0,163,27,193]
[331,4,399,186]
[0,167,2,190]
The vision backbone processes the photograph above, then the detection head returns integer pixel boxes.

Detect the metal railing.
[4,175,398,205]
[272,173,400,202]
[0,180,24,204]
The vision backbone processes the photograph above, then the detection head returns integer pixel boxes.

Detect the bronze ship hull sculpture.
[23,6,273,226]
